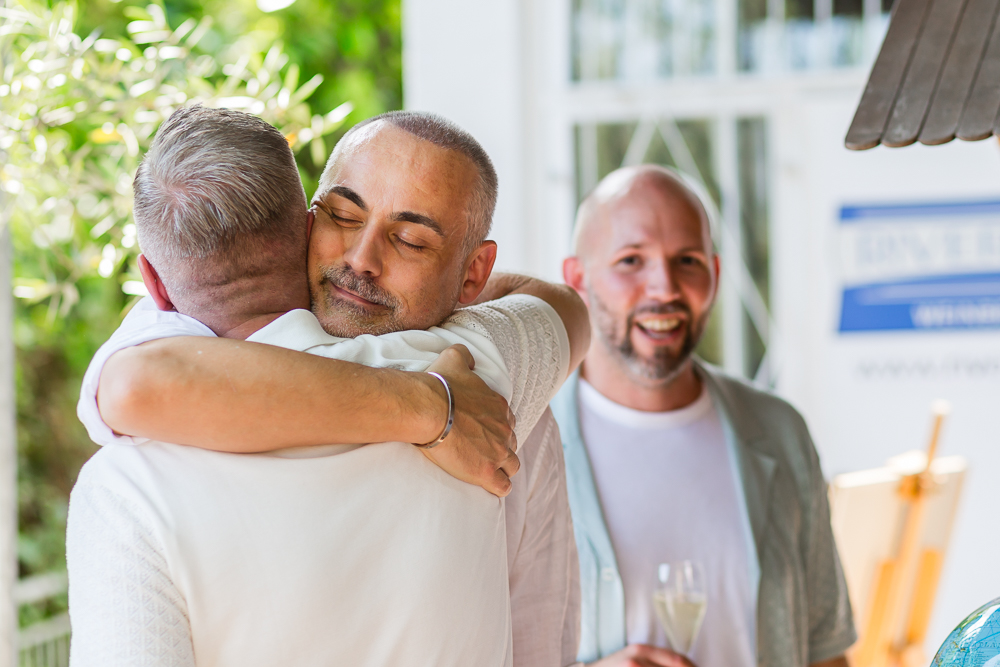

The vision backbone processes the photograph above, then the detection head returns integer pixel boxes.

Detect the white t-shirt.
[68,297,570,667]
[577,379,757,667]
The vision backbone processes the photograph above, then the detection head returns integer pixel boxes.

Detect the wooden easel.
[852,401,951,667]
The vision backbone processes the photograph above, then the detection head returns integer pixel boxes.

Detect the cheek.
[676,268,716,312]
[391,258,463,321]
[308,223,346,270]
[600,272,644,309]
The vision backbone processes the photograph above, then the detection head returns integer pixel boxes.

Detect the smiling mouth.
[633,315,685,339]
[327,283,382,309]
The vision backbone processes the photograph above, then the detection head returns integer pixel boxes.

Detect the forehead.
[328,124,478,218]
[594,183,711,255]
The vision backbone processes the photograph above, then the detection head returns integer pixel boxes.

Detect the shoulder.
[448,295,562,339]
[75,446,144,489]
[701,362,809,436]
[71,443,176,512]
[451,296,569,371]
[700,363,822,489]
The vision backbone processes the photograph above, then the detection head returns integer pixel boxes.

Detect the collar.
[246,309,346,352]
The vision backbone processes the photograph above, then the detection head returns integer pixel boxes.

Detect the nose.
[342,225,383,277]
[644,259,680,301]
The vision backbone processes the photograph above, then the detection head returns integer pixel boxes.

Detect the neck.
[580,348,702,413]
[181,274,311,341]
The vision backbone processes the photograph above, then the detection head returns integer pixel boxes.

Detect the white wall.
[402,0,573,280]
[771,94,1000,648]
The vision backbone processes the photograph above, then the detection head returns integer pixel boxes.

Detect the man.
[555,165,855,667]
[69,108,586,666]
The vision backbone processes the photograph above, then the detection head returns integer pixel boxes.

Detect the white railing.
[15,572,69,667]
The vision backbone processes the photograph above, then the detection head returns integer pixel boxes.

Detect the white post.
[0,224,16,667]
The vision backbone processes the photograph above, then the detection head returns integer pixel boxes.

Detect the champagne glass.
[653,561,707,656]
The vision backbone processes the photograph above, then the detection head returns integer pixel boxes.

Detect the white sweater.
[68,297,570,667]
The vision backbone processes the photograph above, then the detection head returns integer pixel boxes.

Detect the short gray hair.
[318,111,498,253]
[134,105,307,281]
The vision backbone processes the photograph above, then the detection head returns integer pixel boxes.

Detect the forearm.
[98,337,445,452]
[475,272,591,375]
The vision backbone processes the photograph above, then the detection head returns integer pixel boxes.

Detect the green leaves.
[0,0,350,324]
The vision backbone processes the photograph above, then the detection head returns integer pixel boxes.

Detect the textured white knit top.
[67,295,570,667]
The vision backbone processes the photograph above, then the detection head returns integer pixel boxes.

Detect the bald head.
[563,164,721,394]
[573,165,714,260]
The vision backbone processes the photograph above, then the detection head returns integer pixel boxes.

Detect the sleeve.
[803,431,858,664]
[507,411,580,667]
[77,297,216,447]
[448,295,571,443]
[67,467,196,667]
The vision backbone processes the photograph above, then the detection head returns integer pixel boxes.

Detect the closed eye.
[314,202,362,226]
[396,236,426,251]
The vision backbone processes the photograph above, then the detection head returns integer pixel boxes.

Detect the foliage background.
[2,0,402,590]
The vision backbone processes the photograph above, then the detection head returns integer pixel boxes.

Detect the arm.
[99,337,452,450]
[99,339,519,496]
[67,475,196,667]
[471,272,591,378]
[801,419,858,663]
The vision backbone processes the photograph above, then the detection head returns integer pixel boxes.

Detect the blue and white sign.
[838,200,1000,333]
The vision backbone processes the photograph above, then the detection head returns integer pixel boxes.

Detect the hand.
[421,345,520,497]
[588,644,697,667]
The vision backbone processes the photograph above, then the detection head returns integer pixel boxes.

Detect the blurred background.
[2,0,1000,663]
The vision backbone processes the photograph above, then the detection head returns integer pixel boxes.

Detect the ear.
[457,241,498,305]
[138,254,176,312]
[306,207,315,241]
[562,256,589,306]
[710,252,721,302]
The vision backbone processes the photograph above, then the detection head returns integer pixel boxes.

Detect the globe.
[932,597,1000,666]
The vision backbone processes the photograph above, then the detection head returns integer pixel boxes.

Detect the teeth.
[637,318,680,332]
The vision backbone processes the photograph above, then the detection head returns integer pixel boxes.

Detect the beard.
[312,264,407,337]
[588,287,708,385]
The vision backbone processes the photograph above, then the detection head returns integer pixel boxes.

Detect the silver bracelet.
[414,372,454,449]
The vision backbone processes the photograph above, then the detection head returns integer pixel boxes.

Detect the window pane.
[833,0,863,16]
[786,0,814,20]
[737,0,888,72]
[572,0,716,81]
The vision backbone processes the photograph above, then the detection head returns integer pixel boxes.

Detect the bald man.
[554,166,855,667]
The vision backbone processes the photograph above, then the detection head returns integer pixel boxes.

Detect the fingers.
[444,344,475,370]
[489,468,513,497]
[499,449,520,480]
[625,645,693,667]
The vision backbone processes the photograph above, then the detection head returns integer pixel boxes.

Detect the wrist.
[405,371,449,444]
[413,373,453,448]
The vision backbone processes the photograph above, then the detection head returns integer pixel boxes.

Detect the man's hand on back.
[588,645,697,667]
[422,345,520,497]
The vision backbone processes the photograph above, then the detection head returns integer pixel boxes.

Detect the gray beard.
[313,264,407,337]
[587,287,706,386]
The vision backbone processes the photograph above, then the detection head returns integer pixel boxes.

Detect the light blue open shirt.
[551,361,856,667]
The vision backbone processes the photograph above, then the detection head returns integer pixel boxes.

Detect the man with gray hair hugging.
[67,106,589,667]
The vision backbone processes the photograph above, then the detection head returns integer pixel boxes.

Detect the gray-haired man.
[68,107,587,666]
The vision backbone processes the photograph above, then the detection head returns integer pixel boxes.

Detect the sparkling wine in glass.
[653,561,707,656]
